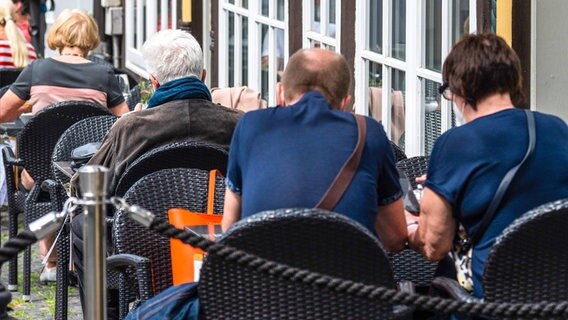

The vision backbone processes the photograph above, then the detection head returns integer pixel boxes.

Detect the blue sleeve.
[425,129,470,214]
[9,62,33,100]
[226,115,245,195]
[376,121,403,206]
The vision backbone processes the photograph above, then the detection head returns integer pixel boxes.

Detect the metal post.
[79,165,109,320]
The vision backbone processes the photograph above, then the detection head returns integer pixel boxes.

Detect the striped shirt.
[0,40,36,68]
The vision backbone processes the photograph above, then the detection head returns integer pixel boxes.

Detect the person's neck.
[60,47,85,57]
[465,93,515,122]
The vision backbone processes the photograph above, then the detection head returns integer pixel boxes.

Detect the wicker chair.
[114,140,228,197]
[1,101,112,301]
[432,198,568,319]
[47,115,117,319]
[199,208,414,319]
[0,68,23,87]
[390,156,438,290]
[110,167,225,318]
[391,140,407,162]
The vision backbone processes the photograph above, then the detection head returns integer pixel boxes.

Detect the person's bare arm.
[110,101,129,117]
[0,89,26,122]
[375,197,407,253]
[407,187,456,261]
[222,188,242,232]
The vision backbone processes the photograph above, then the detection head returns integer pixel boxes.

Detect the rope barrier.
[148,217,568,319]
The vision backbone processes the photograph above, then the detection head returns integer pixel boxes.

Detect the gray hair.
[141,29,204,84]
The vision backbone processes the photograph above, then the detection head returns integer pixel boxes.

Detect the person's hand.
[416,174,427,185]
[134,103,145,111]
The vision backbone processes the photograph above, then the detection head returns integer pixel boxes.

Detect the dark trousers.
[71,213,119,320]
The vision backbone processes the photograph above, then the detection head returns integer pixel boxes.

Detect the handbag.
[168,170,223,285]
[449,109,536,292]
[316,114,366,210]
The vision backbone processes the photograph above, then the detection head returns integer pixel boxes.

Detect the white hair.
[141,29,204,84]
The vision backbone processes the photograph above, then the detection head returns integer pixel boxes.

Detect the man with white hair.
[71,29,242,319]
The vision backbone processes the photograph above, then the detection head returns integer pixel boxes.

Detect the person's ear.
[338,95,352,111]
[150,75,160,90]
[201,70,207,82]
[276,82,286,106]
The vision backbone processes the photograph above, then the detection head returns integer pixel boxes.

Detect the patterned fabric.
[0,39,36,68]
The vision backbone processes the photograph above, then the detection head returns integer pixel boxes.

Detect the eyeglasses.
[438,82,453,100]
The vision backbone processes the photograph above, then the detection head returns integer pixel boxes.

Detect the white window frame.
[125,0,178,78]
[302,0,341,52]
[354,0,476,156]
[219,0,288,106]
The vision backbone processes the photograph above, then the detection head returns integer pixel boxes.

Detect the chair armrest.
[431,277,481,303]
[41,179,65,212]
[393,281,416,319]
[107,253,153,303]
[1,145,22,166]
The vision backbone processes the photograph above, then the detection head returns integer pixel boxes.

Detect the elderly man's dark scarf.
[146,76,212,108]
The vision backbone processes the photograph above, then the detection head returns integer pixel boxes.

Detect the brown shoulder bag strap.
[316,114,367,211]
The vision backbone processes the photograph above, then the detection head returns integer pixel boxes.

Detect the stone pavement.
[0,210,83,320]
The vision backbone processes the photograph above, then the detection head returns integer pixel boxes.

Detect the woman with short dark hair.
[406,33,568,299]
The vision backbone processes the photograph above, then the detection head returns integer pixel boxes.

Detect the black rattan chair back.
[114,140,228,197]
[396,156,429,190]
[114,167,225,295]
[391,156,437,288]
[0,68,22,87]
[390,140,407,162]
[51,115,117,184]
[483,198,568,304]
[17,100,112,183]
[199,208,397,319]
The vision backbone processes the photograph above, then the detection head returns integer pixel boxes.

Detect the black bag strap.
[469,109,536,247]
[316,114,367,211]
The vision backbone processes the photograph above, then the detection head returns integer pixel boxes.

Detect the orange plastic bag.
[168,170,223,285]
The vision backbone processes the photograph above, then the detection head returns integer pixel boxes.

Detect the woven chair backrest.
[18,101,112,182]
[199,208,397,319]
[51,115,117,184]
[396,156,429,190]
[484,198,568,304]
[114,140,228,197]
[114,167,225,294]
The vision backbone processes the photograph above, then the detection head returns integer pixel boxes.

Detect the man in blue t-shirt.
[222,48,407,252]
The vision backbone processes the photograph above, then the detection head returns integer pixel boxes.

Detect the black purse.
[70,142,101,171]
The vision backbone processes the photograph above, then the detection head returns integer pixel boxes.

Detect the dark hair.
[281,48,351,109]
[442,33,524,109]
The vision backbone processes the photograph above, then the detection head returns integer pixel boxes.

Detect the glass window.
[368,0,383,54]
[423,78,441,155]
[228,11,235,87]
[392,0,405,61]
[452,0,470,44]
[261,0,269,16]
[425,0,442,72]
[242,17,249,85]
[277,0,285,21]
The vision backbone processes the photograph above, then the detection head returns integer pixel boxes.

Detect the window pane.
[423,79,441,155]
[242,0,248,8]
[392,0,406,61]
[452,0,470,44]
[391,68,405,147]
[261,0,269,16]
[242,17,248,85]
[323,44,336,51]
[261,24,269,101]
[228,0,235,4]
[368,60,384,122]
[425,0,442,71]
[228,11,235,87]
[277,0,285,21]
[368,0,383,53]
[310,39,321,48]
[327,0,336,37]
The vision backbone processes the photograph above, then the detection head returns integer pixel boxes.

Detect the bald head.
[280,48,351,109]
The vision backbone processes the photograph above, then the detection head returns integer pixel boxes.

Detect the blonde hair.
[0,0,28,68]
[47,9,100,54]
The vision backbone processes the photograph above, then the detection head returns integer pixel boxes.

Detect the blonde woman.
[0,9,129,282]
[0,0,36,68]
